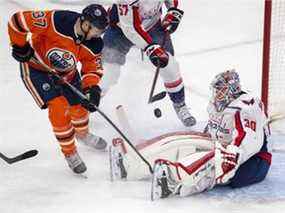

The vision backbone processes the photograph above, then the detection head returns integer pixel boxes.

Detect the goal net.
[262,0,285,134]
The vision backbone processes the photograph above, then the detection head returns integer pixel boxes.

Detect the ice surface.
[0,1,284,213]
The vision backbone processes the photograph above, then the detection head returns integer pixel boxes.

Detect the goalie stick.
[116,105,140,144]
[148,69,167,104]
[0,150,38,164]
[116,105,143,144]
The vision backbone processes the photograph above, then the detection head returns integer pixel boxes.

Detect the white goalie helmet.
[210,69,241,112]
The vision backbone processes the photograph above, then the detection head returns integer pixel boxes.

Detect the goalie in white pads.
[109,70,271,200]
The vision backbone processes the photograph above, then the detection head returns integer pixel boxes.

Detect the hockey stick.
[0,150,38,164]
[31,56,154,174]
[147,32,170,104]
[148,69,167,103]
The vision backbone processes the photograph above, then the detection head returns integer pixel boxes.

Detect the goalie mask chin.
[210,69,241,112]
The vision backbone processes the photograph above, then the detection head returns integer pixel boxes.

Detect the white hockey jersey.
[110,0,179,49]
[207,92,269,164]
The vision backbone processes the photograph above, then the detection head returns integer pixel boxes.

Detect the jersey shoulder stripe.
[53,10,79,39]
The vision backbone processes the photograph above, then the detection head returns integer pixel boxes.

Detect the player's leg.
[48,96,87,174]
[20,63,86,174]
[228,134,271,188]
[228,155,271,188]
[148,24,196,127]
[63,73,107,150]
[160,55,196,127]
[99,26,133,95]
[69,104,107,150]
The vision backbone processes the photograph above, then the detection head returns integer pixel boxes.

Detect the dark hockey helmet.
[81,4,109,30]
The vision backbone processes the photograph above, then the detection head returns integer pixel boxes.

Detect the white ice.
[0,1,285,213]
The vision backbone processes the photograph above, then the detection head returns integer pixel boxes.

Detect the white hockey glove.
[215,143,241,184]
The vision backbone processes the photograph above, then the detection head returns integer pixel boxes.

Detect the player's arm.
[79,38,104,112]
[231,110,264,163]
[117,3,169,68]
[8,10,51,62]
[117,2,152,50]
[8,10,50,46]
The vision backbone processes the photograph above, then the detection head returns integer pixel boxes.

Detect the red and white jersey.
[207,92,268,164]
[115,0,179,49]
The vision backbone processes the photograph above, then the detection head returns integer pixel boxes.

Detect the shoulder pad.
[53,10,80,37]
[82,37,104,54]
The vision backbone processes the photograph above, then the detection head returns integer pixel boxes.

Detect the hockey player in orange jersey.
[8,4,109,174]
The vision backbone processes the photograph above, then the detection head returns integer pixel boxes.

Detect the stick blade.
[149,91,167,103]
[21,149,38,160]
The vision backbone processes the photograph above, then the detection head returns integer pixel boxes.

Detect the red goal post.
[262,0,285,132]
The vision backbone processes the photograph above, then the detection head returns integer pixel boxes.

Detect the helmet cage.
[210,70,241,112]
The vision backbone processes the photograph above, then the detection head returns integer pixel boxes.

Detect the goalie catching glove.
[162,8,184,34]
[81,85,101,112]
[145,44,169,68]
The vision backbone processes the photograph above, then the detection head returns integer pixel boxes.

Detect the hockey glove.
[12,43,34,62]
[145,44,169,68]
[81,85,101,112]
[162,8,184,34]
[215,143,241,184]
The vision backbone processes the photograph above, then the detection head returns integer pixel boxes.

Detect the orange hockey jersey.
[8,10,103,89]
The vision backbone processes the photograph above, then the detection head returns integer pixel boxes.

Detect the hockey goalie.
[109,70,272,200]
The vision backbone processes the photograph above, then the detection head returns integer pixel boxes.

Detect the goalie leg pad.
[151,160,180,201]
[151,151,216,199]
[176,151,216,197]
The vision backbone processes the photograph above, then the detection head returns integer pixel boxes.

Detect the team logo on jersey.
[208,120,230,134]
[42,83,51,91]
[47,48,76,73]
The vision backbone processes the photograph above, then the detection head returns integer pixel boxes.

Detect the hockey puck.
[154,108,162,118]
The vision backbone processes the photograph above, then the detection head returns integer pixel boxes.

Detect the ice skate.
[151,161,179,200]
[173,102,196,127]
[65,150,87,174]
[77,133,107,151]
[109,143,127,181]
